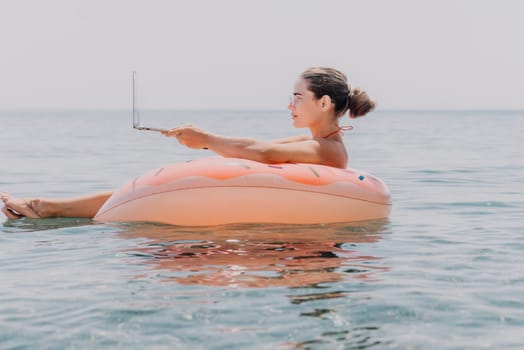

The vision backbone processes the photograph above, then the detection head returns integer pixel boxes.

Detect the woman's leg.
[1,191,113,219]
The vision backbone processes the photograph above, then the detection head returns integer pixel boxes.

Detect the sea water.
[0,110,523,349]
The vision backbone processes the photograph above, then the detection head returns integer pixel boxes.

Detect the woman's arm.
[206,134,324,164]
[161,125,338,166]
[271,134,311,144]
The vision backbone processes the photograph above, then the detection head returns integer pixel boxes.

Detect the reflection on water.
[117,220,391,349]
[2,218,390,291]
[118,220,390,289]
[1,217,94,233]
[1,217,392,349]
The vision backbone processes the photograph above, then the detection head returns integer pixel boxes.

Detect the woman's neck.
[322,126,342,139]
[310,122,340,139]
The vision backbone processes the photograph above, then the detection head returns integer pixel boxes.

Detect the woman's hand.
[161,125,210,149]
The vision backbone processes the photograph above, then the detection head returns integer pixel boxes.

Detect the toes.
[1,193,10,203]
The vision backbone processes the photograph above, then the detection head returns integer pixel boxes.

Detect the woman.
[1,67,375,220]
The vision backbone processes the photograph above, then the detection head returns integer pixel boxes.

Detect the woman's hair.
[300,67,376,118]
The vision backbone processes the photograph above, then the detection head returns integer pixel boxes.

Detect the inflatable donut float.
[94,157,391,226]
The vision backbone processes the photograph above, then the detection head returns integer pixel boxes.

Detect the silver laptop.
[132,71,165,132]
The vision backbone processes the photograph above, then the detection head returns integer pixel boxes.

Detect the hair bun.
[349,88,376,118]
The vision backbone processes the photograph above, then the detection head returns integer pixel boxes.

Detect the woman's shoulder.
[314,137,348,169]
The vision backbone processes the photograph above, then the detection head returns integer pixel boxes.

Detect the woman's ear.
[320,95,332,111]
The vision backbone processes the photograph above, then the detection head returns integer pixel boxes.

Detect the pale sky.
[1,0,523,111]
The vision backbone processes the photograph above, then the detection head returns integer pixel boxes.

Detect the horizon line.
[1,108,523,113]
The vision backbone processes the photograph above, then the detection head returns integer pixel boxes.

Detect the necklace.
[322,125,353,139]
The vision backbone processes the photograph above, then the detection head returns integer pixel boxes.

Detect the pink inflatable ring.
[94,157,391,226]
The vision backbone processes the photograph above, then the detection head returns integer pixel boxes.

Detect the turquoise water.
[1,110,523,349]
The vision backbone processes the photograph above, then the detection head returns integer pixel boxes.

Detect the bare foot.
[1,193,42,219]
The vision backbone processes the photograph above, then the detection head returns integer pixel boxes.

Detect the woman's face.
[288,78,323,129]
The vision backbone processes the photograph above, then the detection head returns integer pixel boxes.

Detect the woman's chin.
[292,119,305,128]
